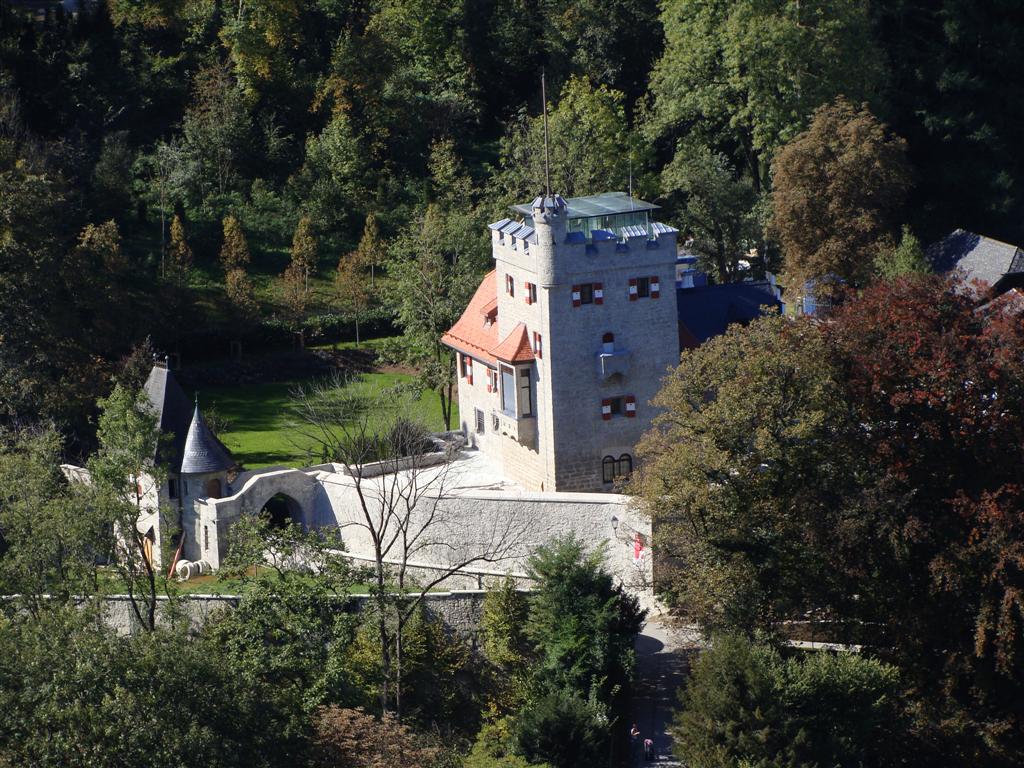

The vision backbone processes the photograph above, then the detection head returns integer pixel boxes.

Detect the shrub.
[514,690,608,768]
[673,635,903,768]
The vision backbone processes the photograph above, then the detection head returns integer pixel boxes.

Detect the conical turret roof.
[143,360,193,473]
[180,403,235,474]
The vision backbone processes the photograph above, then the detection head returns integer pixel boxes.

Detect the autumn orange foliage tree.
[312,706,442,768]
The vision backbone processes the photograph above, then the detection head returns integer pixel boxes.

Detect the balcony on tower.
[596,333,630,382]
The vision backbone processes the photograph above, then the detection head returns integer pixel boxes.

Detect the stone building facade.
[442,192,680,491]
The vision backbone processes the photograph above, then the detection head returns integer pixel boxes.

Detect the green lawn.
[195,371,458,468]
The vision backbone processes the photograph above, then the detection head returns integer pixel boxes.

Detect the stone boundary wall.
[100,590,504,638]
[332,550,535,591]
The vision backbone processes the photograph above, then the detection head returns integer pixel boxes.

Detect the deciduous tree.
[633,314,856,635]
[313,706,444,768]
[335,245,370,347]
[647,0,884,193]
[495,76,648,202]
[770,98,911,294]
[386,202,488,431]
[661,139,759,282]
[87,383,170,631]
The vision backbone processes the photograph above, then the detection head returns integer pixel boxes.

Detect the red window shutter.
[601,398,612,421]
[650,276,660,299]
[525,282,533,305]
[572,285,581,308]
[628,278,638,301]
[533,332,542,359]
[594,282,604,305]
[625,395,637,417]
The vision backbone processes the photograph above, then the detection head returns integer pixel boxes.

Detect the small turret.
[180,401,234,500]
[531,194,567,286]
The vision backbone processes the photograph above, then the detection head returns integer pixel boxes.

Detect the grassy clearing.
[195,370,457,468]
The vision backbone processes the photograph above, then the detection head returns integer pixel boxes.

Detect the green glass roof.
[511,191,658,220]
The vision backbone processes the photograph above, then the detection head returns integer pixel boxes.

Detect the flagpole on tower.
[542,70,551,199]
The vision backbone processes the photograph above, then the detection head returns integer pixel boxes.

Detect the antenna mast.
[629,151,634,208]
[541,70,551,199]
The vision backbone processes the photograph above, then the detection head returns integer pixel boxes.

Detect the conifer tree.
[290,215,317,293]
[219,214,250,272]
[225,268,258,319]
[218,215,256,356]
[166,214,193,285]
[355,212,384,287]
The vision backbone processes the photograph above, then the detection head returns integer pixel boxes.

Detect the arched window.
[617,453,633,478]
[602,332,614,354]
[602,455,616,484]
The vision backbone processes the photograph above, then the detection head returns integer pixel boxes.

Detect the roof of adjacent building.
[143,362,194,473]
[490,323,535,363]
[926,229,1024,290]
[677,281,782,348]
[441,271,500,365]
[180,404,235,474]
[511,191,658,220]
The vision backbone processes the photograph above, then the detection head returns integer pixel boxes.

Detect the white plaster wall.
[315,471,652,593]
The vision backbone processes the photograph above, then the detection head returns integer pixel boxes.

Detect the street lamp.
[610,515,619,532]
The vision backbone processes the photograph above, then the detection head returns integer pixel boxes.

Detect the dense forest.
[3,0,1024,447]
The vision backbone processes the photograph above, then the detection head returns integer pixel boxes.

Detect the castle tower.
[179,402,235,560]
[443,191,680,491]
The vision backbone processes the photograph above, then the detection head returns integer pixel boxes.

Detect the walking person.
[630,723,641,762]
[644,737,655,761]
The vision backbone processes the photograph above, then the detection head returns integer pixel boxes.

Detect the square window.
[609,396,623,415]
[528,283,538,304]
[579,283,594,304]
[636,277,650,298]
[519,368,533,417]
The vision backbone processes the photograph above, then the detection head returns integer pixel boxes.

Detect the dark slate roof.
[143,362,194,473]
[677,281,782,347]
[926,229,1024,290]
[180,404,235,474]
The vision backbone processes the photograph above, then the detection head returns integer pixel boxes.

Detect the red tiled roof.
[491,323,535,363]
[441,271,500,365]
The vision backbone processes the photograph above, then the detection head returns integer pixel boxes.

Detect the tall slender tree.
[290,214,318,294]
